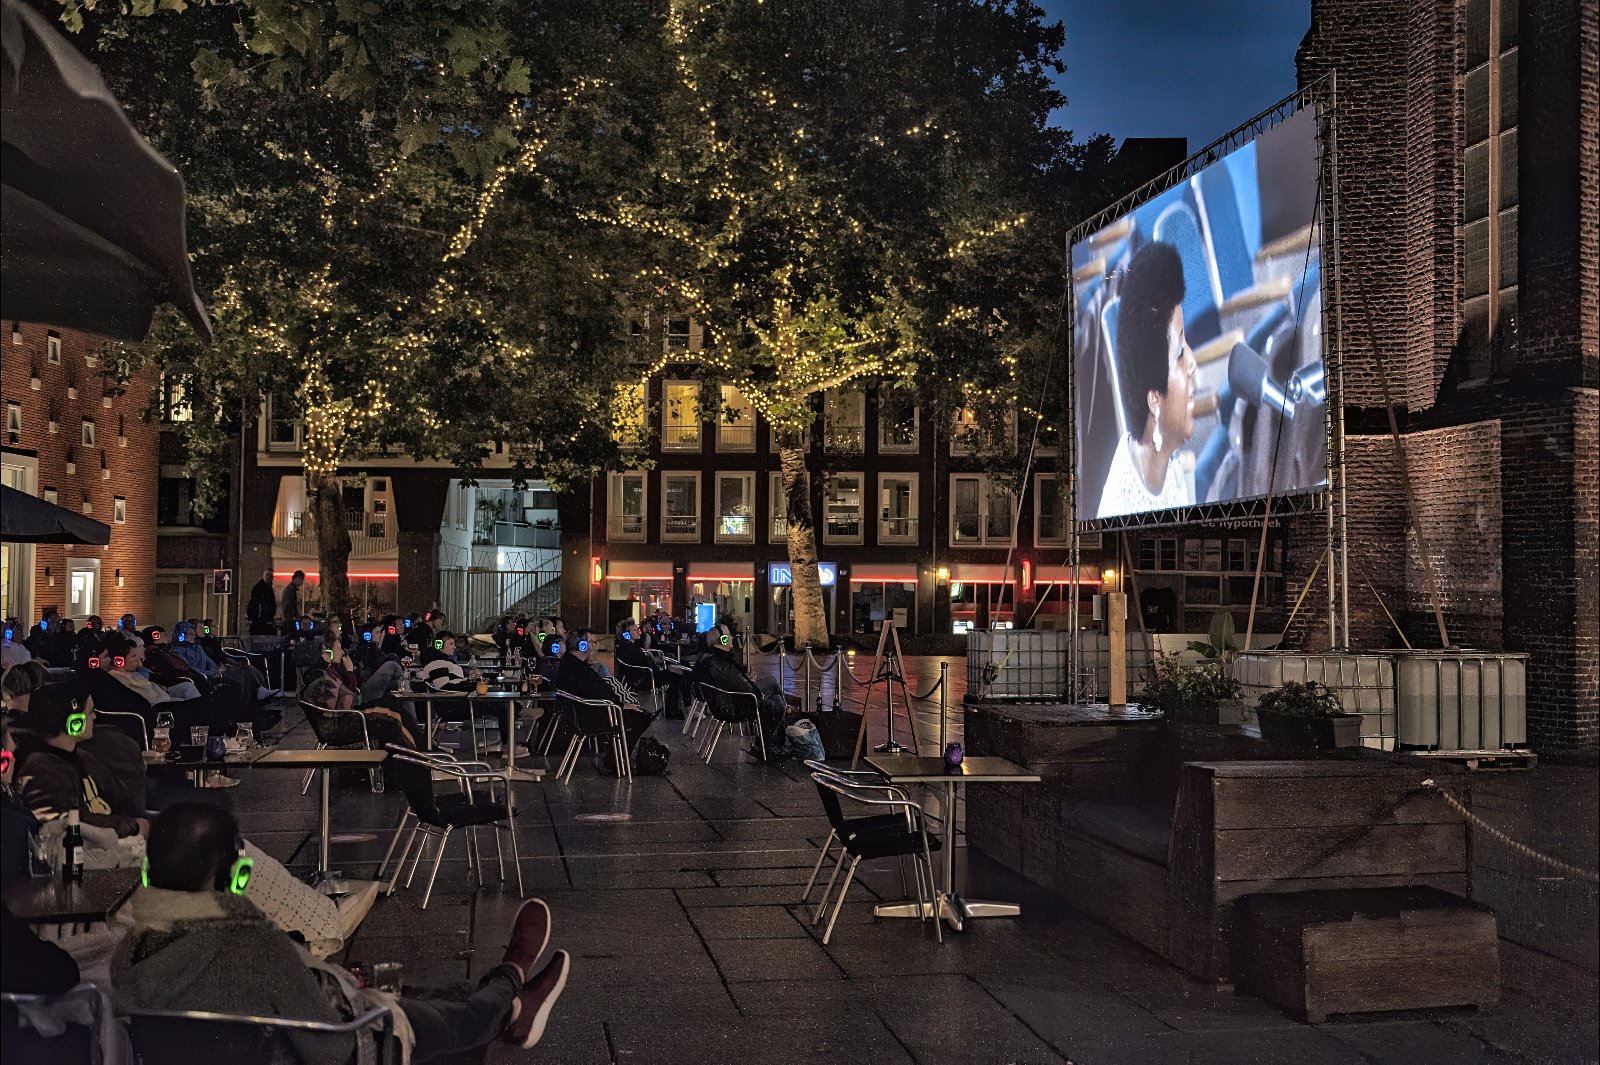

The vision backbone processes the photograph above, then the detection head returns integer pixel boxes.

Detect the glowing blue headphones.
[3,625,13,641]
[548,640,563,656]
[620,626,633,642]
[40,617,49,631]
[577,638,590,653]
[176,630,186,642]
[363,630,373,642]
[403,618,412,629]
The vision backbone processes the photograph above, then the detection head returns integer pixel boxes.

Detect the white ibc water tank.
[1395,652,1528,751]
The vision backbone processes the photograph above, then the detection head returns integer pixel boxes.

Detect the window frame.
[1033,473,1069,546]
[661,379,702,452]
[876,387,920,453]
[46,334,61,364]
[715,383,756,452]
[822,472,865,545]
[113,497,127,525]
[4,402,20,434]
[713,471,757,544]
[949,473,1016,547]
[877,473,919,545]
[660,471,702,543]
[606,471,648,543]
[822,388,866,452]
[80,418,96,448]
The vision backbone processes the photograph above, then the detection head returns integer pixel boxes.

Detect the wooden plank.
[1217,872,1468,905]
[1166,764,1225,981]
[1056,830,1169,955]
[1107,593,1127,705]
[1214,823,1466,882]
[1212,774,1458,828]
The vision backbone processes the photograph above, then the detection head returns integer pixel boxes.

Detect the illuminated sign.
[767,562,836,587]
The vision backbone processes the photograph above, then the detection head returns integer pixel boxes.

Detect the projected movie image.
[1072,107,1326,521]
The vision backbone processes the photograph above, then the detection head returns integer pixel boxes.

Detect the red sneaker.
[503,950,569,1049]
[500,898,551,981]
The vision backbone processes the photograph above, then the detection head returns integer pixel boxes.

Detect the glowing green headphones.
[141,836,253,895]
[65,698,88,737]
[434,638,444,650]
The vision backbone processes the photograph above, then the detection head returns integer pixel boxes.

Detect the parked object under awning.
[0,484,111,544]
[0,0,212,343]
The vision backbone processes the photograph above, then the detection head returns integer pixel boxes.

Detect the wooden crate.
[1242,886,1499,1022]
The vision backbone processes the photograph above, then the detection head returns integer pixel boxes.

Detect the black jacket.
[554,653,619,706]
[692,646,759,697]
[246,580,277,625]
[11,736,142,838]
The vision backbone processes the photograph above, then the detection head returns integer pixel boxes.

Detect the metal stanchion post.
[804,650,814,715]
[938,661,949,752]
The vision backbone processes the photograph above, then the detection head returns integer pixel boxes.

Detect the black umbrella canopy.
[0,0,211,344]
[0,484,111,544]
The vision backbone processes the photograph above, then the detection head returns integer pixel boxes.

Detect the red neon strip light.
[686,575,755,582]
[607,574,673,581]
[848,576,917,584]
[273,570,399,580]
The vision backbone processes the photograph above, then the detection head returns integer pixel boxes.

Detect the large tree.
[580,0,1071,645]
[66,0,647,617]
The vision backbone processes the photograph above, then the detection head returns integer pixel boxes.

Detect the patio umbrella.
[0,484,111,544]
[0,0,212,343]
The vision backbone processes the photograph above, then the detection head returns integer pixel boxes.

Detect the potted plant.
[1256,681,1363,753]
[1138,653,1243,725]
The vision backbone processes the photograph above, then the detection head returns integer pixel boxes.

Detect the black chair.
[126,1004,396,1063]
[551,690,631,783]
[809,771,942,944]
[799,759,921,907]
[384,745,525,908]
[614,661,661,717]
[697,682,764,763]
[297,699,378,795]
[93,708,149,750]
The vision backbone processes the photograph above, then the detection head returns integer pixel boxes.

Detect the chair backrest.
[614,661,656,696]
[94,708,149,749]
[2,987,106,1063]
[554,691,616,736]
[384,746,445,826]
[700,683,758,725]
[298,699,343,745]
[127,1004,394,1065]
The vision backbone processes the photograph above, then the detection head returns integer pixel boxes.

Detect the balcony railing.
[716,513,755,543]
[1036,515,1069,544]
[272,509,396,558]
[716,423,756,450]
[662,424,701,450]
[824,512,863,542]
[662,514,700,541]
[607,514,645,542]
[481,521,560,549]
[823,424,865,452]
[878,516,919,544]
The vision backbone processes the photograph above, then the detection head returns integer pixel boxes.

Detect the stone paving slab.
[217,672,1599,1065]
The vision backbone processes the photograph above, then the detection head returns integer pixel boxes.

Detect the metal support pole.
[804,649,814,714]
[938,661,949,752]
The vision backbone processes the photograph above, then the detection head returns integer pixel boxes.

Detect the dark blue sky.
[1036,0,1311,151]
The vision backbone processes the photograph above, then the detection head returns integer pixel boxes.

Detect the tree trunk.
[311,468,352,621]
[779,437,829,648]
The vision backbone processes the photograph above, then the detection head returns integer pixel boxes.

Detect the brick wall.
[1,322,159,623]
[1399,421,1502,647]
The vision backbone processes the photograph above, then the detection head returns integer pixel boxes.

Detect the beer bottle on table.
[63,810,84,884]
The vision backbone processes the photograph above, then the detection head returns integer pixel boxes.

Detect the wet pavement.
[226,654,1599,1064]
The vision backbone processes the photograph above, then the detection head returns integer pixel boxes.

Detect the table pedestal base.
[872,893,1021,933]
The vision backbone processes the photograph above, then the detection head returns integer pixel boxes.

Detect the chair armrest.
[126,1004,392,1034]
[324,704,373,748]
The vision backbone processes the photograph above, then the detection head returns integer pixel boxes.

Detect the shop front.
[687,563,755,635]
[766,560,837,638]
[948,563,1016,633]
[605,560,673,631]
[848,563,917,634]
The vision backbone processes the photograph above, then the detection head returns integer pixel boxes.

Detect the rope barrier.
[1420,779,1599,885]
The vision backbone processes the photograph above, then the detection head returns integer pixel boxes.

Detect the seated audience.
[302,672,417,750]
[417,633,475,692]
[11,682,150,840]
[553,631,652,763]
[614,618,689,718]
[691,623,788,758]
[114,804,571,1060]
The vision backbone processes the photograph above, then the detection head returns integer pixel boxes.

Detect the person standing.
[279,570,305,635]
[246,568,278,636]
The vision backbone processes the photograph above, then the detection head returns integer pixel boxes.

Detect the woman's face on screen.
[1157,305,1197,449]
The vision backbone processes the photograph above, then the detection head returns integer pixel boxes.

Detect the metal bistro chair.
[809,771,942,945]
[384,745,525,908]
[375,745,513,881]
[800,759,925,908]
[222,645,275,691]
[297,699,380,795]
[126,1004,397,1064]
[551,690,632,784]
[697,682,765,763]
[2,986,110,1064]
[93,708,149,750]
[614,661,661,718]
[678,670,709,737]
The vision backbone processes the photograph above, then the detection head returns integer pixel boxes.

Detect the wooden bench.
[1241,886,1499,1022]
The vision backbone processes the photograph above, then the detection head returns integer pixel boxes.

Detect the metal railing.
[716,423,756,450]
[663,514,700,541]
[663,424,702,450]
[716,514,755,543]
[483,521,559,549]
[607,515,646,541]
[437,567,562,632]
[272,509,396,557]
[878,516,919,544]
[823,423,865,451]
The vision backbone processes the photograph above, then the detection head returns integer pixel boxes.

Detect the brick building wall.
[1,322,160,623]
[1295,0,1598,749]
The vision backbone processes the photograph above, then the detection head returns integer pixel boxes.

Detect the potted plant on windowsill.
[1256,681,1363,754]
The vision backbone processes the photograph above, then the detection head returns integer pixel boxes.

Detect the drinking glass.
[371,962,403,994]
[235,722,255,749]
[151,727,172,754]
[27,832,52,879]
[190,726,209,748]
[154,711,176,733]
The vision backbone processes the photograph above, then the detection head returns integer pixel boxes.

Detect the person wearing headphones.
[115,803,571,1059]
[416,633,477,692]
[613,618,688,719]
[553,630,653,768]
[692,623,789,761]
[9,683,149,840]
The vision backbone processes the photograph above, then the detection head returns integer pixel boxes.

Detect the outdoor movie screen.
[1071,106,1326,522]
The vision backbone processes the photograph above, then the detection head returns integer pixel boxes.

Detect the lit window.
[716,384,755,451]
[662,380,701,451]
[662,472,701,542]
[163,374,193,422]
[878,474,918,544]
[714,472,755,543]
[113,497,127,524]
[823,389,865,452]
[664,318,694,352]
[823,473,864,544]
[611,382,647,448]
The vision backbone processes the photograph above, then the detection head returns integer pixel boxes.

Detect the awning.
[687,563,753,582]
[950,563,1014,583]
[1036,564,1102,584]
[608,561,672,580]
[0,484,110,544]
[1,0,212,343]
[849,563,917,582]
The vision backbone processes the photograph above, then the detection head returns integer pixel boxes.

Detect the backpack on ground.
[634,736,671,775]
